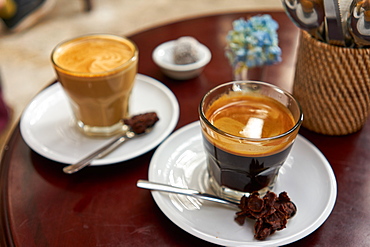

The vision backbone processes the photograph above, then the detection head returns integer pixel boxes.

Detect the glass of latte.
[51,34,138,137]
[199,81,303,202]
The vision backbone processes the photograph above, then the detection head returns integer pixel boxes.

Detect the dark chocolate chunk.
[235,191,297,240]
[124,112,159,134]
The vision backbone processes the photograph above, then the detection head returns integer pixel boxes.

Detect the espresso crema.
[204,92,296,156]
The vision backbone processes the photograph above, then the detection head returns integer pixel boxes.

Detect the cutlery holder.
[293,30,370,135]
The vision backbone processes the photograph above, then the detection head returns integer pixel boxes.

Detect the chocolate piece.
[124,112,159,134]
[235,191,297,240]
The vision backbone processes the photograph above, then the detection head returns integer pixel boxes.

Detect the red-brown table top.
[1,11,369,246]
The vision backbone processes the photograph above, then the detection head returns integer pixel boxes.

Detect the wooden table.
[1,11,369,246]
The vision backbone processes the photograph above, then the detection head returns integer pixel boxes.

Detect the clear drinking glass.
[51,34,138,137]
[199,81,303,202]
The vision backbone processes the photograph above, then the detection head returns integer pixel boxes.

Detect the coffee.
[203,138,293,192]
[200,81,302,201]
[205,93,295,154]
[51,34,138,136]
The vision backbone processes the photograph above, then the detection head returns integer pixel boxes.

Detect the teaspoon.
[63,127,154,174]
[137,180,298,218]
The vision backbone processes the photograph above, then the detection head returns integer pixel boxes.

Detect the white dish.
[148,121,337,246]
[152,38,212,80]
[20,74,179,165]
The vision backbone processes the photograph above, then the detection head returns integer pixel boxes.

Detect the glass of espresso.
[199,81,303,202]
[51,34,138,137]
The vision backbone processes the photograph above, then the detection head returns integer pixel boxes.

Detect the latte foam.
[52,35,136,75]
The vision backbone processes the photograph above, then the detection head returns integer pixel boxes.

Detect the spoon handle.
[136,180,239,206]
[63,134,129,174]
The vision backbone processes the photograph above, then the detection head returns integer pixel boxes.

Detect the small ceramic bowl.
[152,39,212,80]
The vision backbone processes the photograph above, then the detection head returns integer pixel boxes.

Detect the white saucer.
[148,121,337,246]
[20,74,179,165]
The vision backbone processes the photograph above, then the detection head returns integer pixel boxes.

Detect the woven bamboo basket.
[293,30,370,135]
